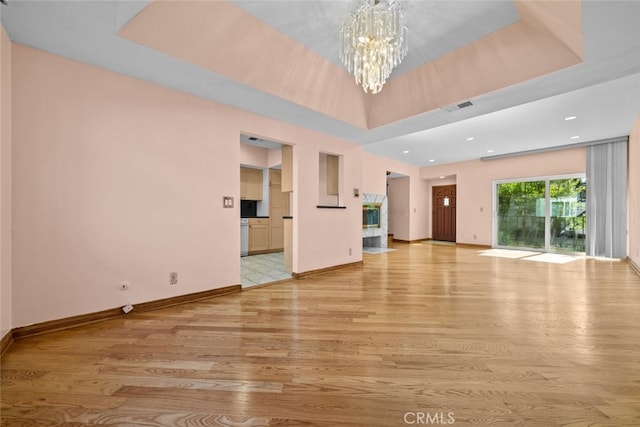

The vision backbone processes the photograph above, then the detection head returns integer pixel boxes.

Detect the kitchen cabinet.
[248,218,269,253]
[241,167,263,200]
[269,169,290,251]
[281,145,293,193]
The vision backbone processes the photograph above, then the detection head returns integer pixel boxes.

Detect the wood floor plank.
[2,242,640,425]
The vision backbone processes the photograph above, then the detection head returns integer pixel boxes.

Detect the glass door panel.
[496,180,546,249]
[549,177,586,252]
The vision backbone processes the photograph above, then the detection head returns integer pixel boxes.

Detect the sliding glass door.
[496,180,546,249]
[494,175,586,253]
[549,177,586,252]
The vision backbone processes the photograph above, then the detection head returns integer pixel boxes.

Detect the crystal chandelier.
[339,0,408,94]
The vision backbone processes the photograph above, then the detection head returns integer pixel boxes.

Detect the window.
[494,174,586,253]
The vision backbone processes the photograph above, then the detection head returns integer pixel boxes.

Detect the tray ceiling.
[2,0,639,166]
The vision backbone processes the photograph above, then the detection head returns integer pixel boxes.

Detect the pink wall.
[387,176,429,241]
[267,149,282,169]
[293,142,363,270]
[421,147,587,245]
[388,177,410,240]
[361,151,415,195]
[11,44,365,327]
[409,176,430,240]
[239,143,268,168]
[0,24,12,340]
[629,116,640,267]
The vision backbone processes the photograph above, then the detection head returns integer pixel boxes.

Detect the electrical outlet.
[349,248,352,256]
[170,272,178,285]
[120,281,129,291]
[473,234,477,240]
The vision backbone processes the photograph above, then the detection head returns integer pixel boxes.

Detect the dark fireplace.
[363,203,382,228]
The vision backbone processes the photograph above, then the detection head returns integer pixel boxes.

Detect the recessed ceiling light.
[466,137,475,141]
[487,149,494,153]
[570,135,580,139]
[439,176,445,179]
[429,159,435,163]
[402,150,410,154]
[564,116,577,121]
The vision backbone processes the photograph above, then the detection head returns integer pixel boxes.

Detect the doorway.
[432,185,457,242]
[239,135,292,287]
[386,172,409,244]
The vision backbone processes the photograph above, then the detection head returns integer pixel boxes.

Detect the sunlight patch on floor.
[479,249,541,259]
[523,253,584,264]
[478,249,583,264]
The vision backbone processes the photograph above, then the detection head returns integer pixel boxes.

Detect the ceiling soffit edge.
[119,0,584,133]
[515,0,583,60]
[118,0,369,130]
[366,0,584,129]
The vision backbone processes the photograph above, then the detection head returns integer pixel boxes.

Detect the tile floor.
[242,246,397,287]
[241,252,291,288]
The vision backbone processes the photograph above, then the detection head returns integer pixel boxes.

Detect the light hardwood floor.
[2,242,640,426]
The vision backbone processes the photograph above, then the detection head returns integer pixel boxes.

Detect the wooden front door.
[432,185,456,242]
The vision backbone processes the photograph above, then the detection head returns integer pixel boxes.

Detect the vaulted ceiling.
[2,0,640,166]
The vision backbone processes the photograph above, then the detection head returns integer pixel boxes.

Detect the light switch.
[223,196,234,208]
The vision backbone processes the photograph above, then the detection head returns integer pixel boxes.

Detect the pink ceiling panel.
[119,0,369,129]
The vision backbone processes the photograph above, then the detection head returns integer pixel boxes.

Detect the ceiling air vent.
[442,100,474,112]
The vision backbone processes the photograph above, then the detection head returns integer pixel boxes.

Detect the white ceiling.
[2,0,640,167]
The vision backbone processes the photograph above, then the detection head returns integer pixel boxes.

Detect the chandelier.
[339,0,408,94]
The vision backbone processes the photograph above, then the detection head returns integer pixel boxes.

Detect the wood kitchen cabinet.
[281,145,293,193]
[240,167,263,200]
[248,218,269,253]
[269,169,290,251]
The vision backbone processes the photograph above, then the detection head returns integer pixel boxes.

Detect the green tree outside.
[497,178,585,251]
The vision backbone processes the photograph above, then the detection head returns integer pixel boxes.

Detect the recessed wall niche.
[318,152,342,206]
